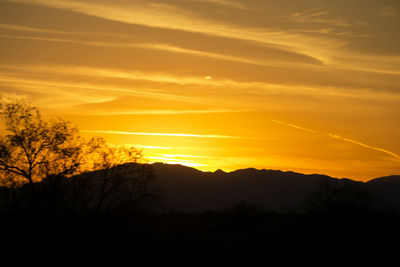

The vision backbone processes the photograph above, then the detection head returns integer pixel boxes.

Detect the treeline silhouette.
[0,100,399,265]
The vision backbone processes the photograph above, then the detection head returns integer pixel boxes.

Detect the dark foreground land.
[2,204,399,265]
[1,164,400,266]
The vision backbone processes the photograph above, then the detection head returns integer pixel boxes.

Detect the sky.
[0,0,399,180]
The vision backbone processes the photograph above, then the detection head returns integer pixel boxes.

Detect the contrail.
[270,119,317,133]
[271,119,400,159]
[327,133,400,159]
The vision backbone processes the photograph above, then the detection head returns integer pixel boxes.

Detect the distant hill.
[152,163,337,211]
[151,163,400,211]
[366,175,400,208]
[2,162,398,212]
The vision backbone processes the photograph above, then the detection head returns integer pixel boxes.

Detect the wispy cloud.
[287,9,351,27]
[380,7,399,18]
[8,0,343,63]
[0,23,64,34]
[1,64,399,111]
[6,0,398,76]
[133,145,172,150]
[81,130,239,139]
[160,154,208,159]
[0,23,128,39]
[0,23,129,38]
[137,43,319,67]
[0,34,141,49]
[0,71,203,104]
[0,64,218,87]
[271,119,400,160]
[5,23,391,77]
[190,0,251,10]
[0,29,322,67]
[89,109,246,115]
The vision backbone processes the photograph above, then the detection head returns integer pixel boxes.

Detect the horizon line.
[148,162,398,182]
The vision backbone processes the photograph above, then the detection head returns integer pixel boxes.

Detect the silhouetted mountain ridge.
[2,162,398,212]
[367,175,400,183]
[366,175,400,208]
[148,163,400,211]
[151,163,337,211]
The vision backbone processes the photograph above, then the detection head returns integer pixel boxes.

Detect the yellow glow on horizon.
[147,156,205,168]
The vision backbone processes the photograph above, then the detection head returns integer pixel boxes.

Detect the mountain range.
[151,163,400,211]
[2,162,398,213]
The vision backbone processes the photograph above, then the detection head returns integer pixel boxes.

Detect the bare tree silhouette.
[0,99,85,200]
[0,99,161,213]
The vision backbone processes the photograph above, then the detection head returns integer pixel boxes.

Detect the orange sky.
[1,0,399,180]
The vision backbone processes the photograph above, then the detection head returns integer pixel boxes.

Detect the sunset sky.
[1,0,399,180]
